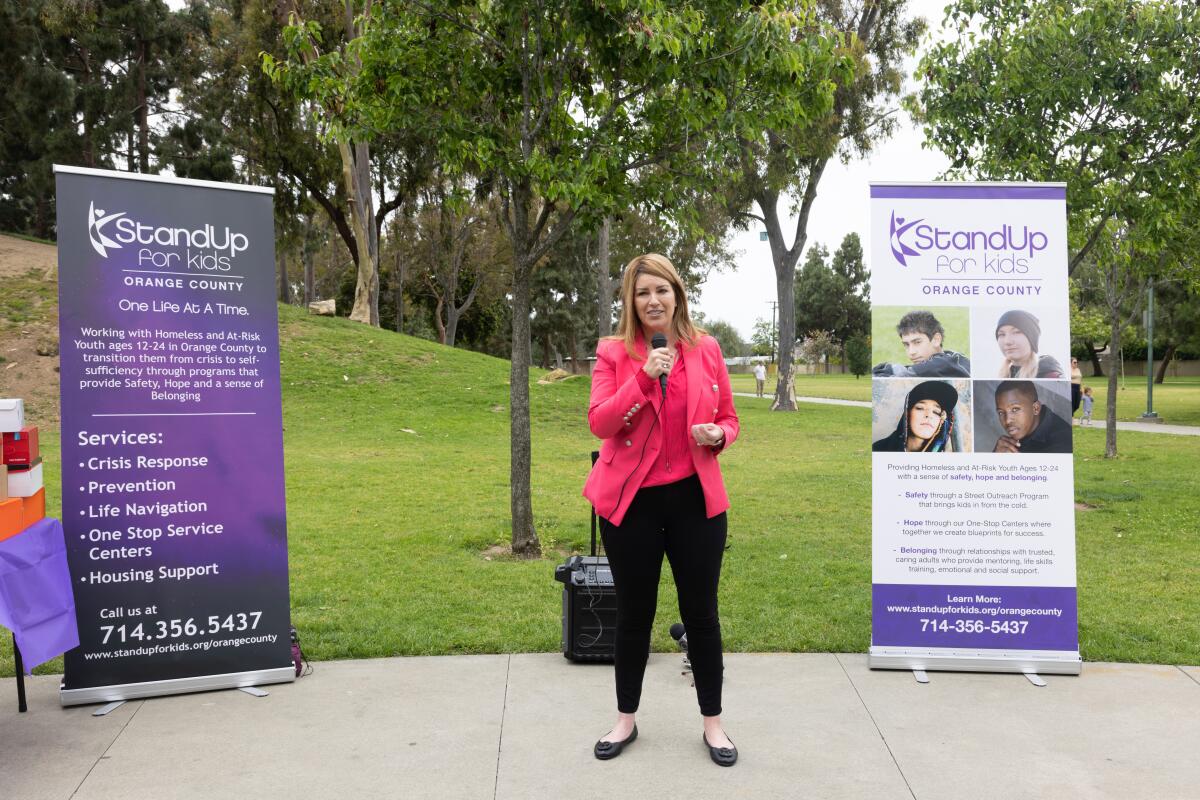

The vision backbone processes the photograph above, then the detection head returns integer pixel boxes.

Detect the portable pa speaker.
[553,451,617,662]
[555,555,616,662]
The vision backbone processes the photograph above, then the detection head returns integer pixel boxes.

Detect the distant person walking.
[1070,357,1083,415]
[1080,386,1094,426]
[753,362,766,397]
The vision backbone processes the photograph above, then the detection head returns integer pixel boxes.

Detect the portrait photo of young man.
[975,380,1073,455]
[872,309,972,378]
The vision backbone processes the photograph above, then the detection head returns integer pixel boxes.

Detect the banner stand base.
[92,700,125,716]
[869,646,1082,676]
[61,666,295,707]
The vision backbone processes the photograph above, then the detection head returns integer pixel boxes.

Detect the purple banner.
[870,184,1066,200]
[872,584,1078,651]
[55,167,292,697]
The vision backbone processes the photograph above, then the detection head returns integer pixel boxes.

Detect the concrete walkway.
[733,392,1200,435]
[3,654,1198,799]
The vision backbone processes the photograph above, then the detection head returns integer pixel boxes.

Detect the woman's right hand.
[642,346,674,379]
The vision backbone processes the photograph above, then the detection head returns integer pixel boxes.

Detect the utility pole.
[1141,281,1160,421]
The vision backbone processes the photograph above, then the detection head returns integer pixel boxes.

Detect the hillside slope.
[0,235,60,423]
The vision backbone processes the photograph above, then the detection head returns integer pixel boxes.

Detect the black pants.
[1071,382,1082,414]
[600,474,727,717]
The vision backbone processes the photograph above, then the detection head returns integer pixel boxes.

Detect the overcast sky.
[693,0,953,339]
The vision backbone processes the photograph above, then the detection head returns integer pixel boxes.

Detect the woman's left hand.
[691,423,725,447]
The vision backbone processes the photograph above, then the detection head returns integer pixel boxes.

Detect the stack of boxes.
[1,399,45,541]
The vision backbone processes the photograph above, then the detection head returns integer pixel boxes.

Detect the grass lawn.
[3,306,1198,677]
[1083,375,1200,427]
[730,371,872,401]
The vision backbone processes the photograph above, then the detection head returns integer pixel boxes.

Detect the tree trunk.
[568,329,580,374]
[80,45,95,168]
[393,249,405,333]
[433,294,446,344]
[1154,343,1176,384]
[278,250,290,304]
[137,39,149,173]
[1085,340,1105,376]
[1104,258,1121,459]
[770,263,798,409]
[446,306,459,347]
[303,239,315,306]
[596,216,613,338]
[758,165,822,412]
[509,259,540,557]
[338,139,379,325]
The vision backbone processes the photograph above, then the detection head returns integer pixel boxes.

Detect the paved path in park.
[734,392,1200,435]
[3,654,1198,799]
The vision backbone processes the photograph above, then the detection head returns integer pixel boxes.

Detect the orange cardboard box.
[21,487,45,527]
[0,497,22,541]
[0,464,7,501]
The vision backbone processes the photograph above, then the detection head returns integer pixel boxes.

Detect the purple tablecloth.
[0,518,80,673]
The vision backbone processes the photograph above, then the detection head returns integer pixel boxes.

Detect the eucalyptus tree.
[726,0,923,409]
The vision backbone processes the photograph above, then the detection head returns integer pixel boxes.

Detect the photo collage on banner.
[868,183,1081,674]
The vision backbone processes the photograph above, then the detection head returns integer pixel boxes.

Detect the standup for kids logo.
[88,201,249,272]
[887,210,1049,274]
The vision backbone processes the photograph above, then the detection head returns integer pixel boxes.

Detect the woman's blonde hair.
[609,253,703,359]
[999,352,1039,379]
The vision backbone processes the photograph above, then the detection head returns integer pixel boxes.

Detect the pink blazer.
[582,333,740,526]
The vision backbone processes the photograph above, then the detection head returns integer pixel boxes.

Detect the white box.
[0,398,24,433]
[7,459,42,498]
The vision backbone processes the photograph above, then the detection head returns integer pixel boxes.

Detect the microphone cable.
[608,390,662,527]
[579,398,661,654]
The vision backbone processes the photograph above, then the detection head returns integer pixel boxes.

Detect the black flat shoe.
[594,725,638,760]
[704,732,738,767]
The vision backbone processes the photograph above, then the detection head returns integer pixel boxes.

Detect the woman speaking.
[582,254,740,766]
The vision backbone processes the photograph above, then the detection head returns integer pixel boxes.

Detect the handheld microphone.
[651,332,668,398]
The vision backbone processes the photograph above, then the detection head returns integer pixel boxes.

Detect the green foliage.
[273,1,850,231]
[750,317,775,357]
[845,335,871,377]
[912,0,1200,280]
[267,1,854,547]
[702,318,748,358]
[913,0,1200,454]
[0,0,198,236]
[795,243,838,333]
[797,329,838,369]
[795,233,870,345]
[722,1,922,401]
